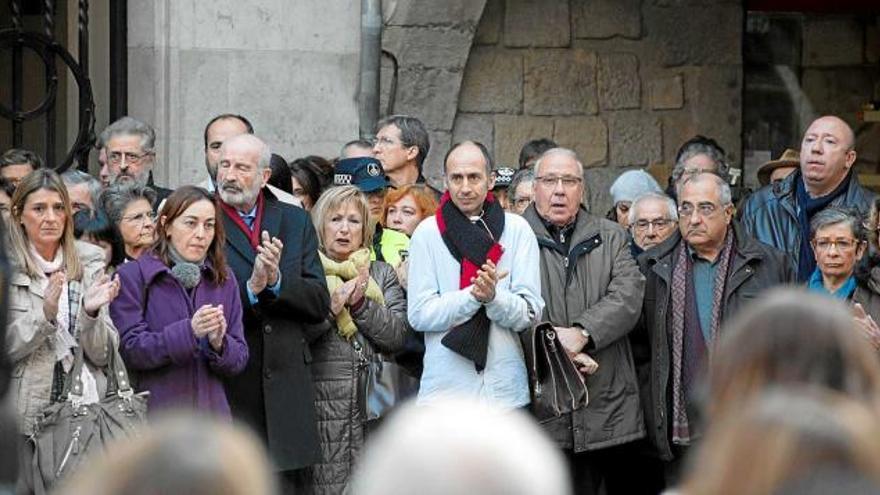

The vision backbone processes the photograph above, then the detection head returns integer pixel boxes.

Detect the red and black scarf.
[435,191,505,372]
[219,191,266,250]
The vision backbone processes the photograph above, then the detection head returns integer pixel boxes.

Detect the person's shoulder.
[410,215,439,240]
[74,240,108,269]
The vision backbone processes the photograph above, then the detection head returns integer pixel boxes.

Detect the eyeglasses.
[633,219,673,231]
[122,210,157,225]
[678,202,722,218]
[373,136,403,148]
[108,151,151,165]
[535,175,583,189]
[514,197,533,208]
[813,238,861,252]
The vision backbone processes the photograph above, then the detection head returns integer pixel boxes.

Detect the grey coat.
[523,206,647,453]
[306,260,409,494]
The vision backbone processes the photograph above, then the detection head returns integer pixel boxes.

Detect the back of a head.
[518,138,558,169]
[709,288,880,420]
[57,414,277,495]
[682,388,880,495]
[350,399,571,495]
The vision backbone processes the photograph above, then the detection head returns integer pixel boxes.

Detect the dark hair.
[268,154,293,195]
[289,159,323,207]
[154,186,228,284]
[376,115,430,170]
[443,141,494,176]
[74,209,125,267]
[0,148,44,170]
[203,114,254,149]
[673,135,731,184]
[0,177,15,197]
[293,155,333,190]
[518,138,557,169]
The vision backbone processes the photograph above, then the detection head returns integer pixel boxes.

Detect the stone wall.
[128,1,361,188]
[449,0,744,213]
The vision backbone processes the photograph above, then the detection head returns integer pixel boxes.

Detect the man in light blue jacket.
[407,140,544,410]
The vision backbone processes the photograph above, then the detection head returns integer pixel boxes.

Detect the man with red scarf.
[407,140,544,410]
[216,134,329,491]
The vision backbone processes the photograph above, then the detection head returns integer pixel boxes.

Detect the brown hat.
[757,148,800,186]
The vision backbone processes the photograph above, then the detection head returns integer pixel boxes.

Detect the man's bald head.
[221,134,271,170]
[811,115,855,150]
[800,115,858,197]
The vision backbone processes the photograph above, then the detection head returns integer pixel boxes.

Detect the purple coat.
[110,252,248,417]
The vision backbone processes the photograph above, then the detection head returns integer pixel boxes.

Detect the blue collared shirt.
[235,205,282,304]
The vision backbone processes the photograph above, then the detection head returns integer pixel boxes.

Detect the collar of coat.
[135,251,217,287]
[639,221,766,281]
[771,169,869,206]
[523,204,608,251]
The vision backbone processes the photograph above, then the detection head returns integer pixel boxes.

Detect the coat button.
[264,369,272,380]
[264,324,272,334]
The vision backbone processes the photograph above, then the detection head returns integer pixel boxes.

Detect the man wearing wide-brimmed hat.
[757,149,799,187]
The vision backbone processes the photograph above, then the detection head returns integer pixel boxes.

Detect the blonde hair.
[8,168,82,280]
[310,185,374,252]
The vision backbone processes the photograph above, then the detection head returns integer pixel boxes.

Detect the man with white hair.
[636,172,792,484]
[523,147,646,495]
[628,192,678,255]
[99,116,172,207]
[60,169,102,215]
[216,134,330,490]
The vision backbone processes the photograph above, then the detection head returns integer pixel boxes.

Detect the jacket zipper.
[56,425,81,477]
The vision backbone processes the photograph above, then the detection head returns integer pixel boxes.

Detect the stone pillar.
[127,1,361,188]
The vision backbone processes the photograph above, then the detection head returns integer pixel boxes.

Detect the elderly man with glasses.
[628,192,679,257]
[633,172,793,487]
[99,116,172,208]
[522,148,647,495]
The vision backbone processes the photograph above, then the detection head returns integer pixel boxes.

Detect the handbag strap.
[58,284,135,402]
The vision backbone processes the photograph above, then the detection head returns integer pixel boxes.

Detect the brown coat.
[306,261,409,494]
[523,206,647,453]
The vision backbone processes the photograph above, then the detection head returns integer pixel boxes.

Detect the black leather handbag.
[522,321,589,420]
[29,339,148,494]
[353,335,420,423]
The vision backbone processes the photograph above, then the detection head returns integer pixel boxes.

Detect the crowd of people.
[3,110,880,495]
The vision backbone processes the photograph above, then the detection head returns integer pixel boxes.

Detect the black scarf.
[795,170,852,281]
[435,191,505,372]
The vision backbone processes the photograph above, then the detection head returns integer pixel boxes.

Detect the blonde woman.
[7,169,119,489]
[307,185,409,494]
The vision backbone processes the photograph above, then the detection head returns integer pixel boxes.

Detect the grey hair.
[678,172,732,205]
[101,182,157,225]
[508,168,535,203]
[99,116,156,153]
[628,192,678,225]
[672,140,730,184]
[61,169,102,209]
[533,148,584,178]
[810,207,866,242]
[376,115,430,170]
[258,142,272,171]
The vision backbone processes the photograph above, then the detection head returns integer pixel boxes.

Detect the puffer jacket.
[306,261,409,494]
[7,241,118,435]
[634,224,794,460]
[739,170,875,274]
[523,205,647,453]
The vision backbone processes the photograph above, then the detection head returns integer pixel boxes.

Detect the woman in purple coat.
[111,186,248,416]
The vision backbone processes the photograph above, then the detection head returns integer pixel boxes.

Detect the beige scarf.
[320,248,384,340]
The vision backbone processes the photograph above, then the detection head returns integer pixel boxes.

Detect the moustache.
[220,181,243,193]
